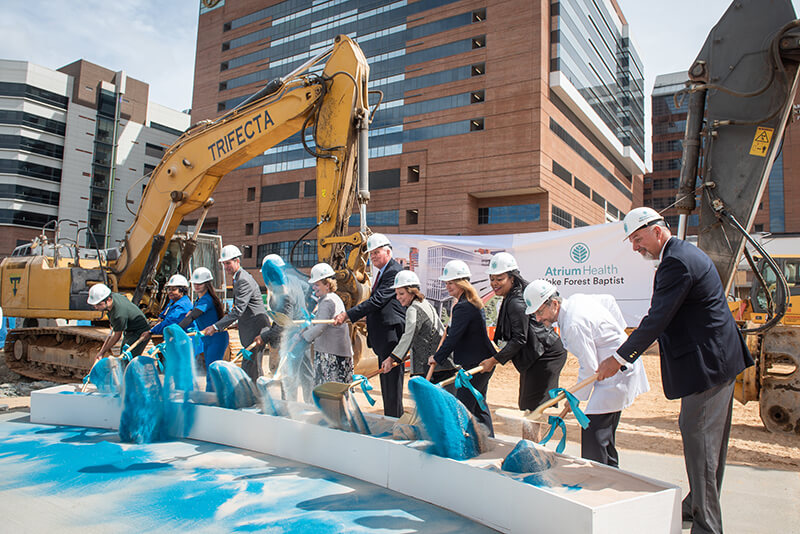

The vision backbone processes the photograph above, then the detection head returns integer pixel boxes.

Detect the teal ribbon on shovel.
[539,415,569,453]
[454,368,488,411]
[352,374,376,405]
[537,387,590,453]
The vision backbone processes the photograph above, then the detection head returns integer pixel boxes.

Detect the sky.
[2,0,799,164]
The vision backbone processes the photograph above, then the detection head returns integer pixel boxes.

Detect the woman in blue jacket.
[179,267,229,391]
[137,274,193,345]
[429,260,496,435]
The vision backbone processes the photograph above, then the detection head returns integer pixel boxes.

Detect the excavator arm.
[111,35,371,305]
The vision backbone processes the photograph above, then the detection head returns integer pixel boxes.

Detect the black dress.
[493,285,567,411]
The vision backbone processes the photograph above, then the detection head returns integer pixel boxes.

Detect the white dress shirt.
[557,294,649,415]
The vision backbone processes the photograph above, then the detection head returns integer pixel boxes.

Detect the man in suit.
[202,244,269,383]
[333,233,406,417]
[597,207,754,534]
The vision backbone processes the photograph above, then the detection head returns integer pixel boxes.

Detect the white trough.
[31,385,680,533]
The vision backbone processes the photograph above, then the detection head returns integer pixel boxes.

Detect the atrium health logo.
[569,243,590,263]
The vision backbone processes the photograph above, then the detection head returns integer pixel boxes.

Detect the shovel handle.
[530,373,599,419]
[425,362,436,381]
[231,339,260,365]
[292,319,336,324]
[437,365,484,388]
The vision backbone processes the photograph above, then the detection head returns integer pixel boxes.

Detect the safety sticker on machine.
[749,126,774,157]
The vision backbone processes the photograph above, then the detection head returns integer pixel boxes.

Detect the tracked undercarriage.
[4,327,111,382]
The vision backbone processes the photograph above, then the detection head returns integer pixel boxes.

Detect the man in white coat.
[524,280,649,467]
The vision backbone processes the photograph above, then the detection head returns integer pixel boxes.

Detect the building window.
[144,143,164,158]
[247,187,256,201]
[217,102,226,112]
[478,204,540,225]
[552,206,573,228]
[574,177,591,197]
[406,210,419,225]
[592,191,605,208]
[755,224,764,232]
[470,118,484,131]
[370,168,401,190]
[472,35,486,49]
[257,240,317,268]
[261,181,300,202]
[245,223,253,236]
[472,8,486,23]
[219,82,228,92]
[220,62,229,72]
[260,216,316,234]
[471,63,485,76]
[243,245,253,259]
[223,21,231,32]
[552,161,572,185]
[304,180,316,197]
[221,42,230,52]
[348,210,400,227]
[574,217,589,227]
[471,90,485,104]
[408,165,420,183]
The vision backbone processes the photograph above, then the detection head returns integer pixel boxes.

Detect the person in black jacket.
[334,233,406,417]
[598,207,754,534]
[429,259,496,435]
[478,253,567,411]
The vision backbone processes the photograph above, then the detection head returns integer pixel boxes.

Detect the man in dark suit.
[597,207,754,534]
[334,233,406,417]
[202,244,269,383]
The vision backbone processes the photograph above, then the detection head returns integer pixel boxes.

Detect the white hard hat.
[623,207,664,240]
[523,280,557,315]
[262,253,285,267]
[87,283,111,305]
[366,233,391,252]
[439,260,471,281]
[219,244,242,262]
[191,267,213,284]
[486,252,519,275]
[308,262,336,284]
[391,270,420,289]
[166,274,189,288]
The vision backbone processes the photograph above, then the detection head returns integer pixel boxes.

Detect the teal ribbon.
[147,342,167,357]
[186,326,204,337]
[453,368,488,411]
[352,374,376,406]
[538,415,569,453]
[120,344,133,362]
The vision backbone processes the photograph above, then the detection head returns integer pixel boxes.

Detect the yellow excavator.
[674,0,800,433]
[1,35,374,382]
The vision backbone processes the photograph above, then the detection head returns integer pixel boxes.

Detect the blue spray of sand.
[88,357,123,394]
[207,360,259,409]
[119,356,164,443]
[161,325,200,437]
[407,376,487,460]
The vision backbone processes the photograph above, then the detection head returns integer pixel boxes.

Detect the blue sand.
[261,258,287,286]
[346,390,371,435]
[502,439,553,474]
[89,357,123,394]
[256,376,287,417]
[0,418,493,533]
[407,376,484,460]
[208,361,259,409]
[119,356,164,444]
[162,325,199,393]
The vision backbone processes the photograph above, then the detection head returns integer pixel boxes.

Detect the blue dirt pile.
[119,356,164,444]
[89,357,123,394]
[208,361,259,409]
[502,439,554,473]
[407,376,486,460]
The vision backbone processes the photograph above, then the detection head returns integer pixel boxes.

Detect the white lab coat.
[556,294,649,415]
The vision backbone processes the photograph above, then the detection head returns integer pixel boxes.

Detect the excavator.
[674,0,800,433]
[1,35,374,382]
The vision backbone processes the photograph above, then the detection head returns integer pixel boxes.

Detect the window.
[145,143,165,158]
[574,217,589,227]
[471,63,485,76]
[755,224,764,232]
[247,187,256,201]
[472,35,486,49]
[257,240,317,268]
[220,62,229,72]
[223,21,231,32]
[150,122,184,136]
[472,8,486,23]
[370,168,400,190]
[243,245,252,259]
[260,181,299,202]
[0,159,61,181]
[304,180,316,197]
[592,191,605,208]
[245,223,253,235]
[406,210,419,225]
[552,206,573,228]
[471,90,485,104]
[552,161,572,185]
[260,216,316,234]
[408,165,420,183]
[217,102,226,112]
[348,210,399,227]
[470,118,484,131]
[144,164,156,176]
[478,204,540,224]
[574,177,591,197]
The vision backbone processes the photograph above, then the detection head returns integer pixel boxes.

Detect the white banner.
[386,222,655,327]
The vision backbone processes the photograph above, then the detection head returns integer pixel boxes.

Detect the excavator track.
[4,327,112,383]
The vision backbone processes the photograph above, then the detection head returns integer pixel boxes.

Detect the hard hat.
[365,233,391,252]
[191,267,213,284]
[166,274,189,288]
[486,252,519,275]
[623,207,664,240]
[219,244,242,262]
[523,280,557,315]
[262,253,285,267]
[308,262,336,284]
[87,283,111,305]
[391,270,420,289]
[439,260,471,281]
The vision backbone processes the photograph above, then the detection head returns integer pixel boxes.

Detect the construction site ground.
[1,339,798,533]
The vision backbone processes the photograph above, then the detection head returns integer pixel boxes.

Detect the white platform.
[31,385,680,533]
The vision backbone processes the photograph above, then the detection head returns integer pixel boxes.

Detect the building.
[191,0,646,278]
[646,71,800,234]
[0,59,190,255]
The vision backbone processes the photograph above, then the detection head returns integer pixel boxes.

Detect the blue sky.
[2,0,799,163]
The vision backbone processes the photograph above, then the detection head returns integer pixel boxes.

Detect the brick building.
[190,0,646,277]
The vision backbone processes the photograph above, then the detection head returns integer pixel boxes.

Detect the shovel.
[529,373,599,420]
[232,339,259,364]
[268,309,335,326]
[79,334,149,392]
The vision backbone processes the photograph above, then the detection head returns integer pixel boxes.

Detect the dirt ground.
[2,346,798,472]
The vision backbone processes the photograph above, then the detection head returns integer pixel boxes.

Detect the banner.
[386,222,656,327]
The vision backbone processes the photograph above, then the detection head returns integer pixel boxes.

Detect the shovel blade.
[312,381,354,429]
